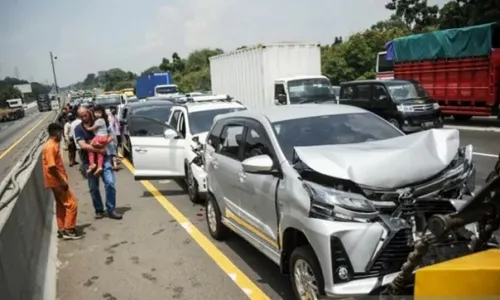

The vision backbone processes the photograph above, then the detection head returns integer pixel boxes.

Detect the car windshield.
[386,82,428,102]
[288,78,336,104]
[189,107,246,135]
[130,105,173,136]
[95,97,121,107]
[272,112,403,161]
[156,86,178,94]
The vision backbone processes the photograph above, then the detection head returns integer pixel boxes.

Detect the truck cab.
[274,75,336,105]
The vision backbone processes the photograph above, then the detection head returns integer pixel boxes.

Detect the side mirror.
[242,155,274,173]
[379,95,388,101]
[163,128,178,139]
[276,94,287,105]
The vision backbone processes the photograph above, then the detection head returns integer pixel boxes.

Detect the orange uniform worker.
[42,123,83,240]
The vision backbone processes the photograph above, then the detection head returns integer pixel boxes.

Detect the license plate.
[422,122,434,127]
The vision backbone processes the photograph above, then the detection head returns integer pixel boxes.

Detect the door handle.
[134,148,147,153]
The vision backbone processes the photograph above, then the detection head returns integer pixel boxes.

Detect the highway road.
[0,106,56,181]
[57,125,500,300]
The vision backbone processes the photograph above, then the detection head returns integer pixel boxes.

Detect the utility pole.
[14,66,20,79]
[50,51,59,93]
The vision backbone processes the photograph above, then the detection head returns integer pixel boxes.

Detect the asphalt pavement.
[56,124,500,300]
[0,108,56,181]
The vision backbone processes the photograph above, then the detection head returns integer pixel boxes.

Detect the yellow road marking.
[0,113,52,160]
[120,158,270,300]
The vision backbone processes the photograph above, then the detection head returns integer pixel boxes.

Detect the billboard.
[14,84,32,94]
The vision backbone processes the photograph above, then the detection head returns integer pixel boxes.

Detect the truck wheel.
[453,115,472,122]
[186,164,202,204]
[289,246,326,300]
[206,193,228,241]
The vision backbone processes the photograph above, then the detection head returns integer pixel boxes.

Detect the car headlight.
[464,144,473,163]
[303,181,377,221]
[433,102,440,110]
[396,105,414,112]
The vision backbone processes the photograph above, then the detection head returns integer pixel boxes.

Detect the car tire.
[388,118,400,129]
[289,246,326,300]
[206,193,228,241]
[186,164,202,204]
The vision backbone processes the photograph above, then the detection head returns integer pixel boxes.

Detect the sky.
[0,0,448,86]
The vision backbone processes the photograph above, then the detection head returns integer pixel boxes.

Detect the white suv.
[132,95,246,203]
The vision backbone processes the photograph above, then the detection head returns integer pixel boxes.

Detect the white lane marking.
[444,125,500,132]
[473,152,497,158]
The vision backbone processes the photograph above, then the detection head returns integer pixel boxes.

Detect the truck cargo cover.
[388,22,499,62]
[294,129,459,189]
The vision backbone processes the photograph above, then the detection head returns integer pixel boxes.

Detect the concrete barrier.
[0,93,68,300]
[0,142,57,300]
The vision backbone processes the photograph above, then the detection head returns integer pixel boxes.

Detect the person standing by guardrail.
[64,112,79,166]
[42,123,83,240]
[75,106,123,220]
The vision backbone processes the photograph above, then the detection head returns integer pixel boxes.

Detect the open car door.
[128,115,186,181]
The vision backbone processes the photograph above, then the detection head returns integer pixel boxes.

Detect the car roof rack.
[183,94,234,103]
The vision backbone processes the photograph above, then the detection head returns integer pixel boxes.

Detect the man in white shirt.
[70,114,83,174]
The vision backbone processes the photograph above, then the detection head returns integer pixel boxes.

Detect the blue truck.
[135,72,179,99]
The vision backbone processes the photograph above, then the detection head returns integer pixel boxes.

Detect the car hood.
[294,129,459,190]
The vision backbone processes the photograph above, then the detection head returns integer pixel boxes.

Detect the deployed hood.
[294,129,460,190]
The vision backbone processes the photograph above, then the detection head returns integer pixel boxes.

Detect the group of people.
[43,104,123,240]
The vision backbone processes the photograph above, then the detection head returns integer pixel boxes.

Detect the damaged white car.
[203,104,476,299]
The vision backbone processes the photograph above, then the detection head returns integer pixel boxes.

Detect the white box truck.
[209,43,335,109]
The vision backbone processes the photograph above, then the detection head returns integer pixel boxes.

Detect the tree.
[141,66,162,76]
[439,0,500,29]
[0,85,23,107]
[385,0,439,32]
[83,73,97,87]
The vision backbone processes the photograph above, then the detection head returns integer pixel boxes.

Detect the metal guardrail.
[0,94,66,211]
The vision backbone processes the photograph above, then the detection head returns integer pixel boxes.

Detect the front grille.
[353,228,413,279]
[412,103,434,112]
[400,200,456,217]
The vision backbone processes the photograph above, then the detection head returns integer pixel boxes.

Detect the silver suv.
[203,104,476,299]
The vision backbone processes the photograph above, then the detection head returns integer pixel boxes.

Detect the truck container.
[209,43,334,109]
[135,72,178,99]
[383,22,500,120]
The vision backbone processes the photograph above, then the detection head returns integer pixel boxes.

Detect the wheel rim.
[207,200,217,233]
[187,167,196,199]
[294,259,319,300]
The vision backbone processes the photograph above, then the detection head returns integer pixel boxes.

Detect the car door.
[339,84,372,111]
[208,119,247,218]
[370,84,395,119]
[129,115,186,180]
[236,119,280,250]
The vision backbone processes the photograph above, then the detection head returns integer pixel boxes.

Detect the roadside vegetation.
[66,0,500,93]
[0,77,52,108]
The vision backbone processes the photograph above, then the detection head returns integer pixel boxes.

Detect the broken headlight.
[303,180,377,221]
